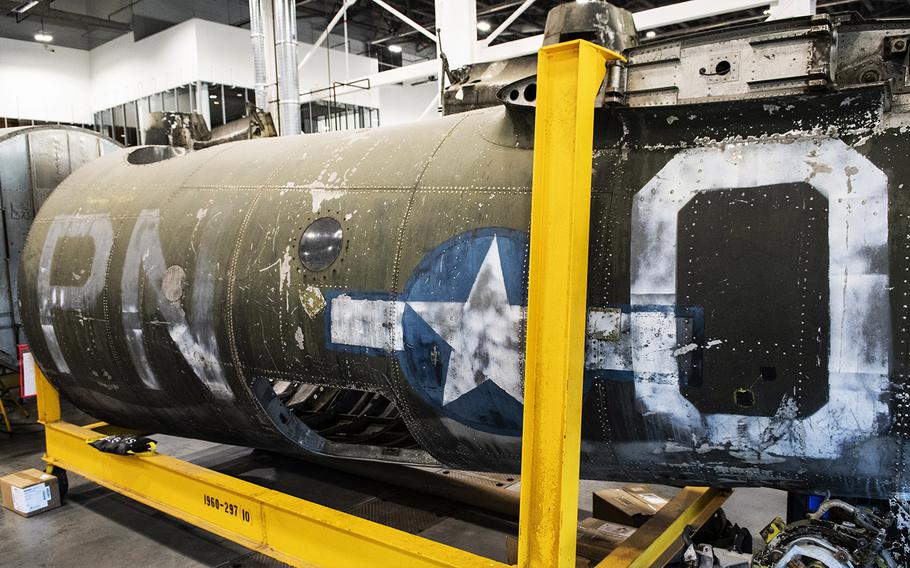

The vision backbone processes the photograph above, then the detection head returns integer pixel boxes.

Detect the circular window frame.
[298,217,343,272]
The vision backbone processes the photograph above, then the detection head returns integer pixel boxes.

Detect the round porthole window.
[299,217,343,272]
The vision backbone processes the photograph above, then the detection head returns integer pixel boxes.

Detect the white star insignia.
[408,237,525,405]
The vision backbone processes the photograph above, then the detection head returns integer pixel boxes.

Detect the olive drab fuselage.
[19,16,910,498]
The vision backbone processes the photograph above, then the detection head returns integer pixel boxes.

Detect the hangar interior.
[3,0,910,567]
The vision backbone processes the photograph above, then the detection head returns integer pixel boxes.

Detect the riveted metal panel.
[0,126,117,369]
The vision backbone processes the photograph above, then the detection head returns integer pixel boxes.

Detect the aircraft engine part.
[752,500,897,567]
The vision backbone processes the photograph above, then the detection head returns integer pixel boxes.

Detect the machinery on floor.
[752,499,901,568]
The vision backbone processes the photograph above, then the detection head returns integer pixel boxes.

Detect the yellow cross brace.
[517,40,625,568]
[0,390,10,433]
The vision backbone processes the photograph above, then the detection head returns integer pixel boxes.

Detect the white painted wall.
[299,41,379,108]
[377,82,439,126]
[194,19,257,90]
[0,17,415,127]
[0,38,92,124]
[89,21,200,112]
[90,18,379,112]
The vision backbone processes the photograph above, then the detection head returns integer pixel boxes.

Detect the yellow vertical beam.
[0,390,10,432]
[35,363,60,424]
[518,40,625,568]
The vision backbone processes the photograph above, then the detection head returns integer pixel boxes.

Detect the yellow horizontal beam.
[597,487,732,568]
[42,419,509,568]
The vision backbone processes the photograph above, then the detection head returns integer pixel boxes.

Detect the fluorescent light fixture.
[12,1,39,14]
[644,30,656,38]
[209,94,218,99]
[388,44,402,54]
[763,8,771,15]
[476,21,491,32]
[213,101,220,105]
[34,31,53,42]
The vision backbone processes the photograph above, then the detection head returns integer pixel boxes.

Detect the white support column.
[274,0,302,135]
[343,4,350,79]
[767,0,816,20]
[261,0,281,129]
[435,0,476,69]
[195,81,212,132]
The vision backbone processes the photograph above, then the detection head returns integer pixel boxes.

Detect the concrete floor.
[0,396,788,567]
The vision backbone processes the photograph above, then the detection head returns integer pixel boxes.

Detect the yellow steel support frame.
[0,392,10,433]
[32,39,727,568]
[35,366,508,568]
[517,40,624,568]
[598,487,732,568]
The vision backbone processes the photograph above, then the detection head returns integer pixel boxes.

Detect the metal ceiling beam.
[369,0,547,46]
[1,0,131,33]
[295,3,387,38]
[482,0,536,45]
[633,0,776,30]
[299,0,358,69]
[370,0,437,42]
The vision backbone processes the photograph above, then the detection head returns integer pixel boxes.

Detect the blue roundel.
[397,228,529,435]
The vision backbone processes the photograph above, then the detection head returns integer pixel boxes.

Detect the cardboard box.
[592,484,668,527]
[1,468,61,518]
[506,517,636,566]
[577,516,637,561]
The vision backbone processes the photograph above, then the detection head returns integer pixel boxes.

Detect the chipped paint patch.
[278,246,292,294]
[673,343,698,357]
[844,164,859,193]
[295,326,305,350]
[308,184,347,213]
[588,308,622,341]
[300,285,326,318]
[162,265,185,303]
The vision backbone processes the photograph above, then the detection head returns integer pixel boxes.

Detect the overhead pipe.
[274,0,302,135]
[248,0,269,112]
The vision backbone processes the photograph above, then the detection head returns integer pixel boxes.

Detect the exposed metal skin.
[18,12,910,498]
[541,1,637,51]
[0,125,118,370]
